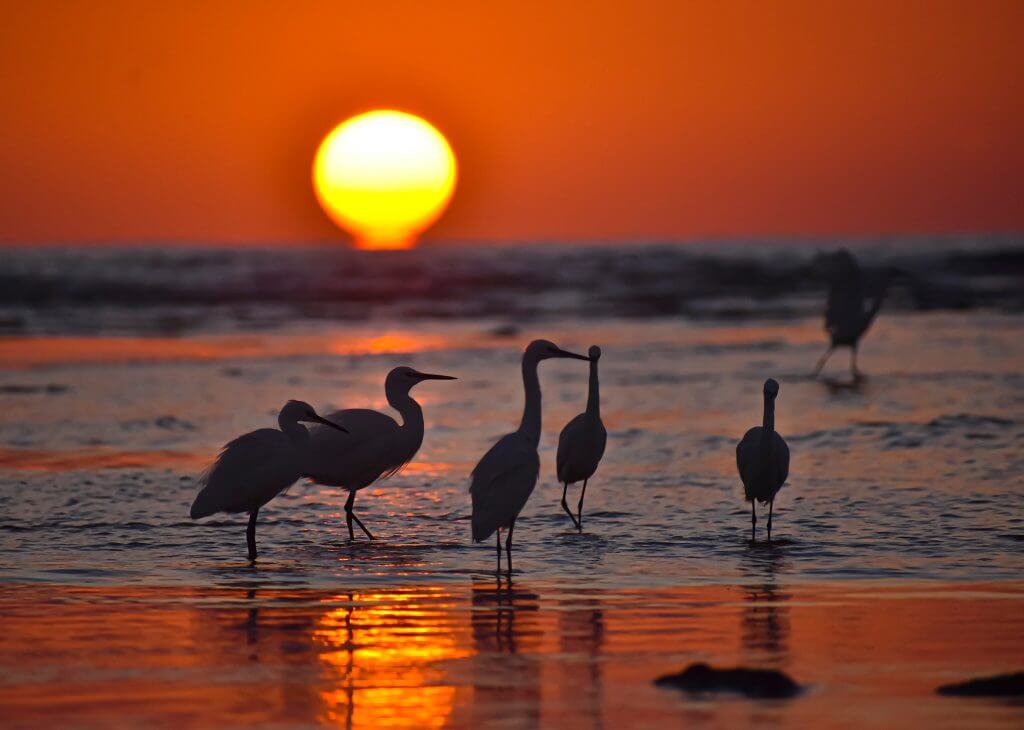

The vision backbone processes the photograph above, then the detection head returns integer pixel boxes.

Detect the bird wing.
[556,414,607,484]
[190,429,301,518]
[305,409,406,487]
[775,432,790,487]
[556,413,586,480]
[469,432,540,542]
[735,427,762,487]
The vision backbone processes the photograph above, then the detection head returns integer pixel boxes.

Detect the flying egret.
[470,339,591,571]
[736,379,790,543]
[556,345,607,531]
[190,400,348,561]
[813,249,892,378]
[305,366,456,540]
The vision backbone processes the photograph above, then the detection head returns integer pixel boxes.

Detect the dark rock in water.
[654,662,801,699]
[937,671,1024,697]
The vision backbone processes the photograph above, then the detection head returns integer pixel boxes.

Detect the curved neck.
[760,396,775,445]
[586,359,600,418]
[518,356,542,446]
[279,416,311,449]
[387,388,424,433]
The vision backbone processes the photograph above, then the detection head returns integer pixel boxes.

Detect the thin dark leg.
[813,346,834,376]
[576,479,588,533]
[560,482,580,529]
[247,509,258,561]
[767,499,774,543]
[750,501,757,543]
[344,490,374,540]
[495,529,502,572]
[505,518,516,574]
[851,344,862,379]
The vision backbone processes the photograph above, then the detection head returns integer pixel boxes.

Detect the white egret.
[736,379,790,543]
[813,249,891,378]
[190,400,348,561]
[556,345,607,531]
[470,339,591,571]
[305,366,456,540]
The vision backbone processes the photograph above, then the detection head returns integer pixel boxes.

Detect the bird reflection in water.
[558,594,606,729]
[740,547,792,661]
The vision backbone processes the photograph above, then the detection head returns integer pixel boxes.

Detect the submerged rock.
[654,662,801,699]
[937,671,1024,697]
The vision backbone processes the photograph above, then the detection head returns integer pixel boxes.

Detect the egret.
[190,400,348,561]
[305,366,456,540]
[736,379,790,542]
[813,249,891,378]
[556,345,607,531]
[470,339,591,571]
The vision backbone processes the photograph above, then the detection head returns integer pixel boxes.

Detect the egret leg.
[767,499,774,543]
[247,509,258,561]
[813,346,834,376]
[344,490,374,541]
[750,501,757,543]
[505,519,516,574]
[576,479,588,533]
[560,482,580,530]
[851,344,862,379]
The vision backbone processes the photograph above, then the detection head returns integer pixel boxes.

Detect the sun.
[313,110,457,250]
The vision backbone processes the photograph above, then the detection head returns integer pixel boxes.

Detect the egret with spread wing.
[305,367,456,540]
[470,340,590,571]
[190,400,347,561]
[736,379,790,543]
[556,345,607,531]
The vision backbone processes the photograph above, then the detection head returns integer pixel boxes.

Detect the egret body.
[305,367,455,540]
[556,345,607,531]
[190,400,347,560]
[736,379,790,542]
[470,340,590,570]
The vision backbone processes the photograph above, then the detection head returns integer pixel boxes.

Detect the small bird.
[305,367,456,540]
[190,400,348,561]
[556,345,607,531]
[736,379,790,543]
[813,249,892,379]
[470,339,591,571]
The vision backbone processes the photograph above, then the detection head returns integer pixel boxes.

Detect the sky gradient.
[1,1,1021,245]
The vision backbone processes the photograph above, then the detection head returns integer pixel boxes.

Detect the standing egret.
[305,367,456,540]
[190,400,348,561]
[813,249,891,378]
[470,340,591,571]
[556,345,607,531]
[736,379,790,543]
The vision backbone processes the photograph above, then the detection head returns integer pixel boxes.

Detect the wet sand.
[0,580,1021,728]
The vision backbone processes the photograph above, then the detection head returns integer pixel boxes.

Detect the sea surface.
[0,240,1022,727]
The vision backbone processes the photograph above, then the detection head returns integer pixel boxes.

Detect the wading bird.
[190,400,348,561]
[305,367,456,540]
[736,379,790,543]
[470,340,591,571]
[813,249,892,378]
[556,345,607,531]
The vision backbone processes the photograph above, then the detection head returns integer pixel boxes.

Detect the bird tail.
[189,471,218,519]
[861,275,891,333]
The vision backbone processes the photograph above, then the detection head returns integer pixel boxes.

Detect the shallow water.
[1,266,1023,725]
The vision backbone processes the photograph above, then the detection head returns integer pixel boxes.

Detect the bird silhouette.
[470,340,590,571]
[813,249,892,378]
[305,366,456,540]
[736,379,790,543]
[190,400,347,561]
[556,345,607,531]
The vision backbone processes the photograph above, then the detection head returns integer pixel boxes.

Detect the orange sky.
[0,1,1021,245]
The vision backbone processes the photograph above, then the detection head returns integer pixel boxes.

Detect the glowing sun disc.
[313,110,457,249]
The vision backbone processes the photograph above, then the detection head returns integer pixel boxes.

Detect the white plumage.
[555,345,607,531]
[735,379,790,542]
[190,400,347,560]
[470,339,591,570]
[305,366,455,540]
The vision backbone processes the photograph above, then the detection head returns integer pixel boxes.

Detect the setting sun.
[313,110,457,250]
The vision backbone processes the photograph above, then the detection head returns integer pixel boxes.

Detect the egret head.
[280,400,348,432]
[588,345,602,361]
[763,379,780,399]
[524,339,590,363]
[385,366,457,397]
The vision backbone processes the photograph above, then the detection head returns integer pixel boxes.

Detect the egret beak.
[554,348,591,361]
[414,372,457,380]
[311,415,349,433]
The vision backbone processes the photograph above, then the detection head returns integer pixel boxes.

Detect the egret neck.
[279,412,311,449]
[518,355,543,447]
[386,380,425,450]
[586,358,600,419]
[760,393,776,461]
